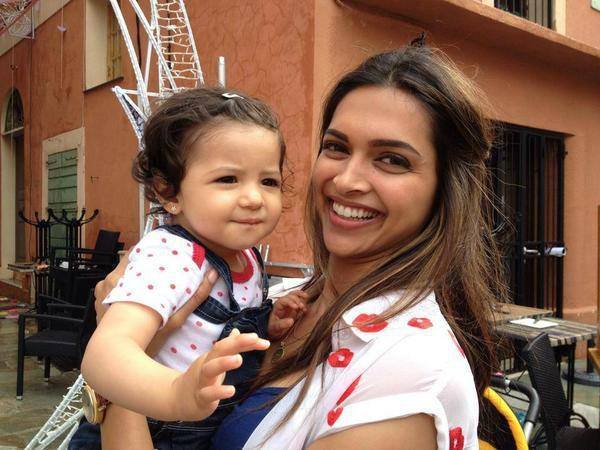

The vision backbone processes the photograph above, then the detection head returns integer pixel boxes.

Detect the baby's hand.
[268,290,309,340]
[171,329,270,421]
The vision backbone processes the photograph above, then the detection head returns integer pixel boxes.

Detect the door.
[489,125,565,316]
[47,149,78,256]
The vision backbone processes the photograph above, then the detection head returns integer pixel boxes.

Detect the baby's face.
[173,122,283,260]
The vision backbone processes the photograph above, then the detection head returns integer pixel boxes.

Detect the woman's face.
[312,85,438,262]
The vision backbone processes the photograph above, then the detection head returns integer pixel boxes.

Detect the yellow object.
[478,387,529,450]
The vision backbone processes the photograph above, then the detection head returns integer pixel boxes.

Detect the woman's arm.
[101,405,153,450]
[308,414,436,450]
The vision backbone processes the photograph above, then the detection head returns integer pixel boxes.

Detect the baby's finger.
[200,354,243,379]
[271,318,294,336]
[208,331,270,361]
[196,384,236,405]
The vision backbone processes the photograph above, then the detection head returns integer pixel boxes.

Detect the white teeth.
[332,201,377,220]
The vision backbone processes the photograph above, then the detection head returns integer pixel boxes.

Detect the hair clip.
[222,92,244,100]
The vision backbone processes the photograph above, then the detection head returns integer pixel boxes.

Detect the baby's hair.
[133,86,286,211]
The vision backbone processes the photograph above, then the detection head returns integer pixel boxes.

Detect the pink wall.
[566,0,600,48]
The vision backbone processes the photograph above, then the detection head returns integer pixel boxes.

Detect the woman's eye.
[262,178,281,187]
[377,153,411,169]
[321,141,348,155]
[216,176,237,183]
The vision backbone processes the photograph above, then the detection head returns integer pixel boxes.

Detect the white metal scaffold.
[24,2,204,448]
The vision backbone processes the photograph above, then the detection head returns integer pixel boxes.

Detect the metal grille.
[489,125,565,315]
[494,0,553,28]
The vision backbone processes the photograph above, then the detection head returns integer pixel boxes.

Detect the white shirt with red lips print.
[244,291,478,450]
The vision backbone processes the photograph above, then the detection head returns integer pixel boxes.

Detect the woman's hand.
[268,290,309,340]
[171,329,270,421]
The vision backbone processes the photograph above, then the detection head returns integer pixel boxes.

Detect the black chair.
[49,229,121,302]
[16,288,99,399]
[521,333,599,449]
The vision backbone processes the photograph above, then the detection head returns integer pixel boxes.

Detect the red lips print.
[327,406,343,426]
[407,317,433,329]
[337,375,361,406]
[449,427,464,450]
[328,348,354,368]
[352,314,388,332]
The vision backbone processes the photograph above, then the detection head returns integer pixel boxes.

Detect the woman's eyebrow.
[369,139,421,157]
[324,128,348,142]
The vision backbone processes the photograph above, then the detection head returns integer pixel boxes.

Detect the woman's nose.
[333,158,371,194]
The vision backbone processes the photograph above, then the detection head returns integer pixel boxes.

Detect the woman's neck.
[326,255,379,296]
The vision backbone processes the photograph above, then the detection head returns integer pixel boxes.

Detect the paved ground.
[0,318,79,449]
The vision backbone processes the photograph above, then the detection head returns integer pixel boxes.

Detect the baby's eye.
[216,176,237,184]
[377,153,411,169]
[262,178,281,188]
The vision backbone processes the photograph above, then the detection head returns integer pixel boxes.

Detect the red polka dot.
[136,272,142,277]
[190,343,197,350]
[244,286,248,290]
[170,347,177,353]
[126,292,132,296]
[327,407,343,426]
[183,267,189,272]
[449,427,465,450]
[119,282,123,287]
[147,284,154,290]
[170,284,176,290]
[147,253,154,257]
[172,306,176,311]
[185,288,192,294]
[255,293,258,298]
[212,340,217,344]
[159,266,165,271]
[161,238,167,243]
[135,248,141,253]
[242,297,247,301]
[187,242,191,247]
[172,250,178,255]
[217,291,223,297]
[160,303,165,309]
[195,321,203,327]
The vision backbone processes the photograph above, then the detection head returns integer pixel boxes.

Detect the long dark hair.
[254,46,507,426]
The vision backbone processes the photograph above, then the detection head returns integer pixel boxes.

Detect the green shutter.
[48,149,78,253]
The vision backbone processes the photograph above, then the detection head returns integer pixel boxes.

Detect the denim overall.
[69,224,272,450]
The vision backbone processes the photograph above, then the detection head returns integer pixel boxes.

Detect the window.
[495,0,554,28]
[3,89,24,134]
[85,0,122,89]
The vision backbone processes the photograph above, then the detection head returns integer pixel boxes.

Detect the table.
[491,302,553,324]
[494,317,598,409]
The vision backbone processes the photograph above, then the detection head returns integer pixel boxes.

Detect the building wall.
[566,0,600,48]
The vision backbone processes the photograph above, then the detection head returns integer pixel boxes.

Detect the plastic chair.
[16,287,99,399]
[479,375,540,449]
[521,333,599,449]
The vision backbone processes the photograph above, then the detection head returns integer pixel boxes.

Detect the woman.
[94,45,505,449]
